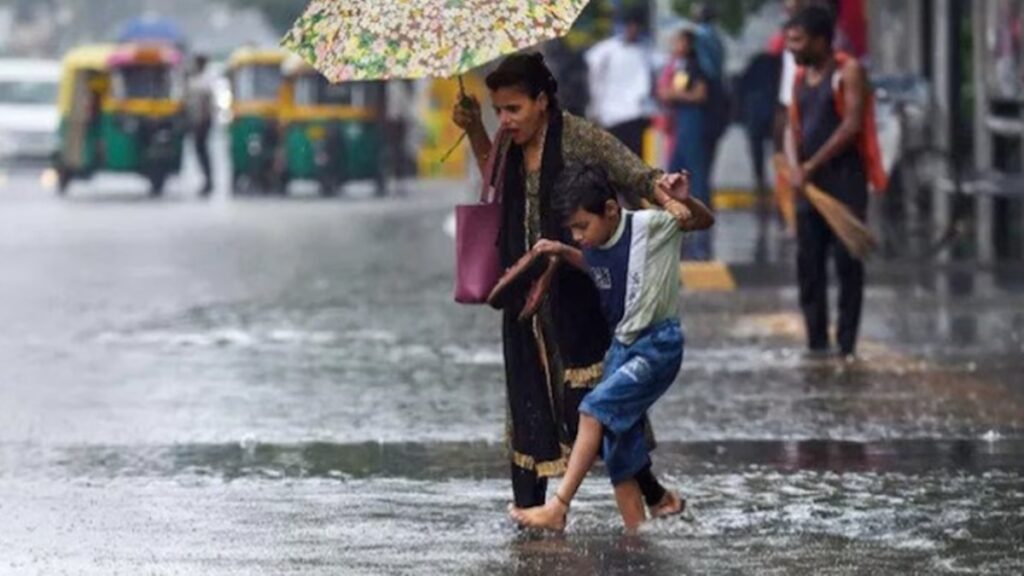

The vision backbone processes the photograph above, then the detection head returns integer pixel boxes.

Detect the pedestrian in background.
[544,38,590,118]
[584,9,657,158]
[785,6,885,358]
[738,51,782,202]
[692,3,730,185]
[659,28,712,261]
[186,53,215,197]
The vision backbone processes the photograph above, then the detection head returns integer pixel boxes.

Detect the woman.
[452,53,688,525]
[659,29,712,261]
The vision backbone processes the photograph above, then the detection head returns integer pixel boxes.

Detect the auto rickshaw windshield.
[112,64,181,100]
[294,75,369,107]
[233,65,282,102]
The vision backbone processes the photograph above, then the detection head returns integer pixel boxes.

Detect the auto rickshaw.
[278,55,386,197]
[226,47,287,194]
[54,43,186,196]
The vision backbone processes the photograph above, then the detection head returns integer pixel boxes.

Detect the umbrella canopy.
[282,0,590,82]
[117,17,185,46]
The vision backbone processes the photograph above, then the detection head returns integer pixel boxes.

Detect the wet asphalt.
[0,164,1022,575]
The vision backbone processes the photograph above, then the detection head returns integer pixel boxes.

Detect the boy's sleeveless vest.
[788,51,888,193]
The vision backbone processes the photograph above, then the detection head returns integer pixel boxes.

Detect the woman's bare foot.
[648,490,686,519]
[508,498,569,531]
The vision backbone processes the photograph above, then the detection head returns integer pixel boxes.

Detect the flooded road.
[1,173,1022,574]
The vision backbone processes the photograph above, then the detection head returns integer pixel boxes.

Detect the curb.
[682,260,1024,292]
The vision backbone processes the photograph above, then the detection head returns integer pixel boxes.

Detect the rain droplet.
[950,527,972,540]
[240,434,258,453]
[981,430,1001,442]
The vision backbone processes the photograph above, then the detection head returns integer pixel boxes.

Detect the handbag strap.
[480,129,509,204]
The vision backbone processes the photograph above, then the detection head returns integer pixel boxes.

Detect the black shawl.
[498,109,610,372]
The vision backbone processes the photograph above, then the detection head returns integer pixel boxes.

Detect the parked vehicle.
[226,47,287,194]
[0,59,60,165]
[54,43,186,196]
[278,55,385,196]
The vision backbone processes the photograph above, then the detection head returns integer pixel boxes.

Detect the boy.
[509,166,714,531]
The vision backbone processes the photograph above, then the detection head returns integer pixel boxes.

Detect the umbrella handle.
[441,75,472,164]
[457,75,472,109]
[440,131,468,164]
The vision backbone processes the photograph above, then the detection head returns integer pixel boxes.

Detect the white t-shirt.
[584,36,655,128]
[778,50,797,107]
[187,70,215,124]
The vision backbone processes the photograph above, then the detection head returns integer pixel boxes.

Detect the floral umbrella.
[282,0,590,82]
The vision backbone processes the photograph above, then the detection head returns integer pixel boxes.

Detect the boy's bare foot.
[649,490,686,519]
[613,479,646,532]
[508,498,569,531]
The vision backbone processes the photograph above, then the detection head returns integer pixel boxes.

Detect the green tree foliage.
[671,0,774,35]
[231,0,308,34]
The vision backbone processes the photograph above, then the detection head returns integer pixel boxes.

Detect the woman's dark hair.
[485,52,560,108]
[556,164,618,219]
[786,5,836,46]
[676,29,697,55]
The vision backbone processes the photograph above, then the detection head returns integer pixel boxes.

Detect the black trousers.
[194,123,212,188]
[607,118,649,158]
[796,206,865,355]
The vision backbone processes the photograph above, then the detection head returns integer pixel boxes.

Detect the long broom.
[774,156,877,260]
[772,153,797,236]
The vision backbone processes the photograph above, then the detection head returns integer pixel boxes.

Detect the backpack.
[789,51,888,193]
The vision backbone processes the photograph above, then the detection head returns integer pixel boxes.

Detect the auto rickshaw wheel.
[274,172,289,196]
[233,173,253,196]
[148,174,166,197]
[56,169,71,196]
[319,177,338,198]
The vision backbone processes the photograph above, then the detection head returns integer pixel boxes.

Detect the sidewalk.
[682,207,1024,292]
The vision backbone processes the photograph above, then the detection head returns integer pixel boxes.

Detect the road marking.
[713,188,759,211]
[680,261,737,292]
[730,312,804,339]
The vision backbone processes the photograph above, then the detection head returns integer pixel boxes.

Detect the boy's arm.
[534,240,588,272]
[677,196,715,231]
[656,171,714,231]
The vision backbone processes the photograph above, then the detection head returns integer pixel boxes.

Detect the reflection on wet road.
[1,176,1022,574]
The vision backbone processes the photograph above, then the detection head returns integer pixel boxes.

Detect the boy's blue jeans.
[579,319,684,485]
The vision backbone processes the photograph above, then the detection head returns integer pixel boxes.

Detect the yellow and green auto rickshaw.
[278,56,386,197]
[226,47,287,194]
[54,43,186,196]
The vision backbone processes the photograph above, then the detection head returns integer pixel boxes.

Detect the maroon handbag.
[454,130,508,304]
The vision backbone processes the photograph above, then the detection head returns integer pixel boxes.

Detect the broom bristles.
[773,158,877,260]
[804,185,877,260]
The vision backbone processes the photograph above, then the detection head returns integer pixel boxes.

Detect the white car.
[0,59,61,164]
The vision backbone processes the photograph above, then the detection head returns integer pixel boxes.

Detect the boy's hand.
[664,200,694,228]
[657,171,691,202]
[532,239,565,257]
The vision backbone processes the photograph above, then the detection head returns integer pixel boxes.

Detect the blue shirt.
[584,213,634,333]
